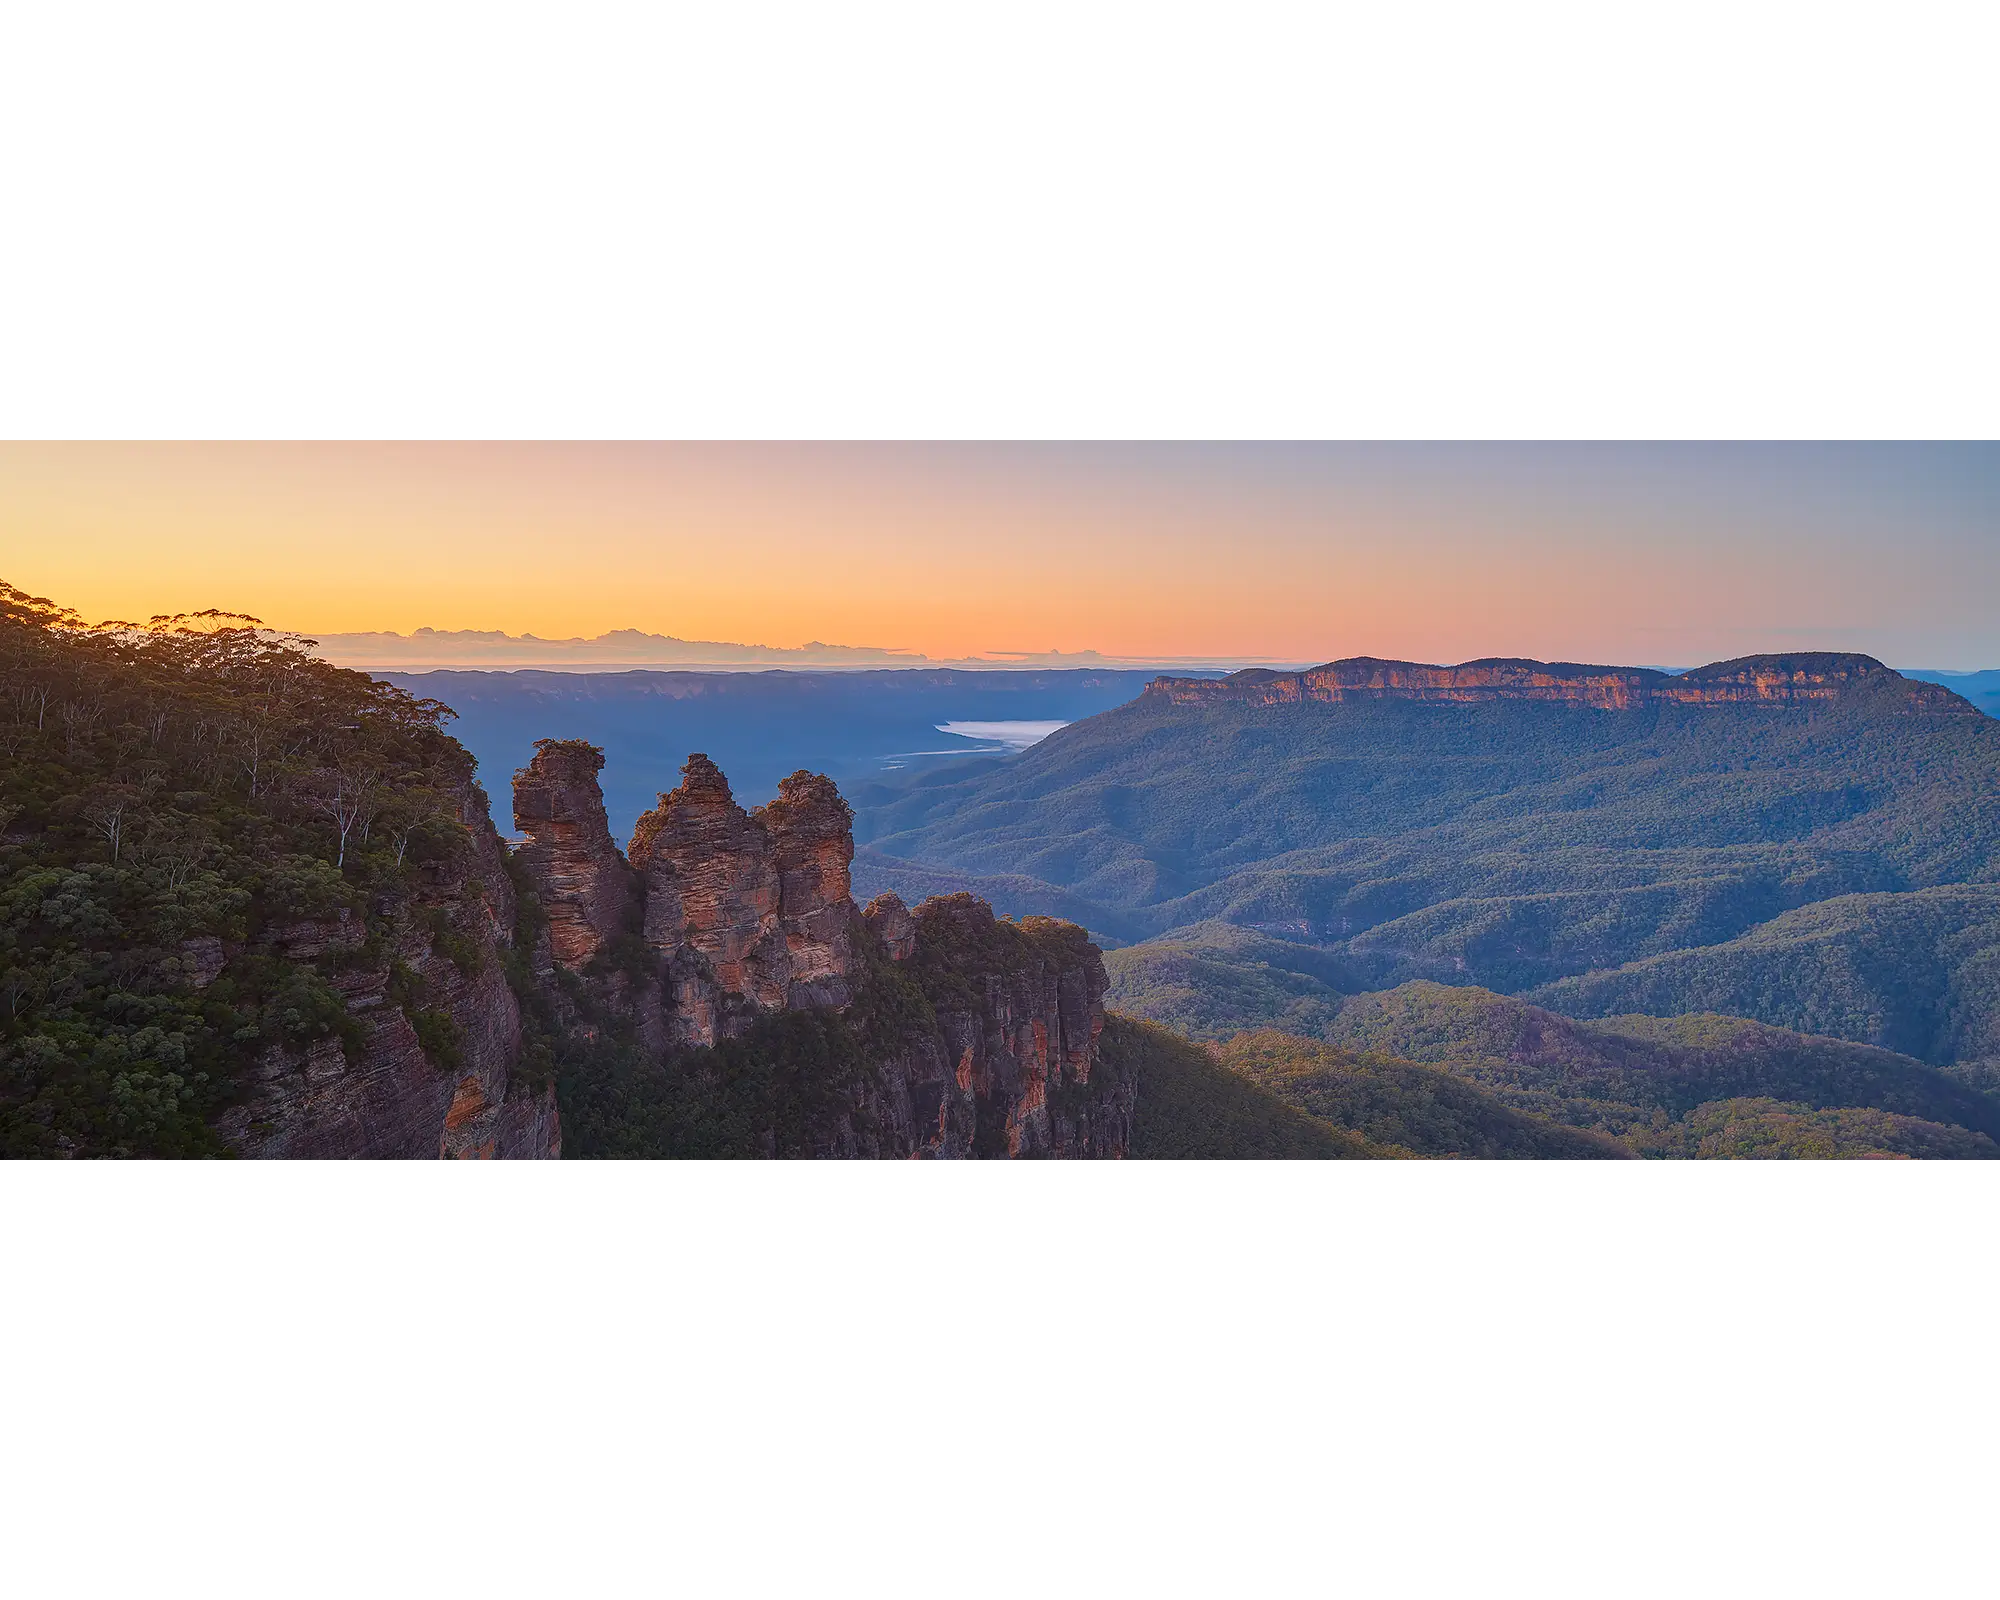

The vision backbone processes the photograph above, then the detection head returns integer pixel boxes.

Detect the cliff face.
[901,894,1125,1159]
[217,780,561,1160]
[511,739,640,971]
[508,754,1128,1159]
[622,755,856,1046]
[807,893,1129,1159]
[762,771,859,1010]
[1665,655,1972,708]
[1147,653,1979,713]
[862,891,917,960]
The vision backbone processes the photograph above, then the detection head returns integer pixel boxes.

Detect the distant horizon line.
[306,626,2000,680]
[306,624,1303,674]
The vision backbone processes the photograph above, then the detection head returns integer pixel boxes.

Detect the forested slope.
[1110,1015,1389,1159]
[1105,989,2000,1159]
[858,655,2000,1066]
[1530,886,2000,1064]
[1317,982,2000,1149]
[0,581,551,1157]
[1213,1030,1633,1158]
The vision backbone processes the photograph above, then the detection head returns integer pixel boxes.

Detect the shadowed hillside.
[1214,1030,1633,1158]
[1317,982,2000,1149]
[1111,1016,1390,1159]
[856,653,2000,1066]
[1105,984,2000,1159]
[1104,921,1359,1037]
[1529,885,2000,1065]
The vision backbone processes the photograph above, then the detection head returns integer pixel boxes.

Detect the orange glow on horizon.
[3,442,1995,669]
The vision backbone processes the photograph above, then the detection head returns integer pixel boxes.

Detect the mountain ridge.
[853,651,2000,1066]
[1148,651,1979,713]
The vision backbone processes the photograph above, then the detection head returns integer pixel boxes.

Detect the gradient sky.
[3,442,1996,667]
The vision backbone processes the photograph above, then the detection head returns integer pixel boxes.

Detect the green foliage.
[1107,947,2000,1157]
[406,1006,464,1073]
[1111,1015,1390,1159]
[854,675,2000,1060]
[209,953,364,1059]
[851,849,1146,944]
[0,577,479,1156]
[900,892,1098,1012]
[840,911,936,1060]
[1105,920,1357,1040]
[1313,982,2000,1152]
[1937,1056,2000,1100]
[558,986,878,1159]
[419,904,484,977]
[1214,1029,1632,1158]
[1654,1098,1997,1160]
[1530,886,2000,1063]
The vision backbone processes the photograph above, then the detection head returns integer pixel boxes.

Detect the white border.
[7,1162,1995,1597]
[2,2,1995,438]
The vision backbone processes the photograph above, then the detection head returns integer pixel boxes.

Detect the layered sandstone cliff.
[892,894,1125,1159]
[862,891,917,960]
[511,738,639,970]
[624,755,856,1046]
[217,780,561,1160]
[1146,653,1978,713]
[735,892,1128,1159]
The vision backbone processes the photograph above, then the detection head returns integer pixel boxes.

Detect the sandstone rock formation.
[893,894,1124,1159]
[773,893,1128,1159]
[511,738,638,970]
[1665,655,1972,708]
[1146,653,1979,713]
[627,755,855,1046]
[517,749,1126,1157]
[762,771,858,1009]
[862,892,917,961]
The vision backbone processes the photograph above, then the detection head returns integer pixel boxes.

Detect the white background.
[3,2,1997,1596]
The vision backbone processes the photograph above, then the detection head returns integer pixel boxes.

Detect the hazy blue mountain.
[1904,668,2000,718]
[850,656,2000,1066]
[383,667,1186,840]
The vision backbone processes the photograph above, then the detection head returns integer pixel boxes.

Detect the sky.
[3,442,1997,668]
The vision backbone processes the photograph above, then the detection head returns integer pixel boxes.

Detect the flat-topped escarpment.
[1144,652,1979,713]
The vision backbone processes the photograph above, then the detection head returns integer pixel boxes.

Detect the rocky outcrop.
[763,771,858,1008]
[511,738,638,970]
[627,755,856,1046]
[1146,653,1980,714]
[441,1060,563,1160]
[221,739,1120,1160]
[1666,655,1974,708]
[519,749,1126,1158]
[862,892,917,961]
[821,895,1129,1159]
[218,780,560,1159]
[908,895,1125,1158]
